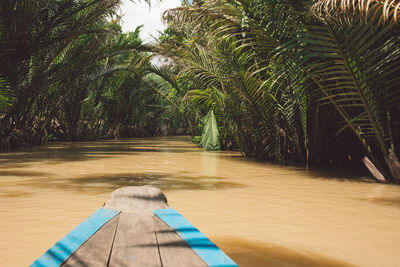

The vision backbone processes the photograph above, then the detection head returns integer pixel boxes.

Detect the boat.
[31,186,237,267]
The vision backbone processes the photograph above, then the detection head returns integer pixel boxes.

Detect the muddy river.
[0,136,399,266]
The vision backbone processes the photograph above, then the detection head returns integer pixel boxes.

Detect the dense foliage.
[157,0,400,183]
[1,0,400,184]
[0,0,186,147]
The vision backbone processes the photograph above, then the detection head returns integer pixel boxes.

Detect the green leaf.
[201,109,221,151]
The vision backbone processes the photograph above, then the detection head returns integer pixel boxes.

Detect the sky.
[119,0,182,41]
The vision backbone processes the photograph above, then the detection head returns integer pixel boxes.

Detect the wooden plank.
[108,212,161,267]
[104,186,168,213]
[61,214,120,267]
[154,208,238,267]
[153,216,207,267]
[31,208,120,267]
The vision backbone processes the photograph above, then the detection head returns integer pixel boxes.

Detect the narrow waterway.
[0,136,399,266]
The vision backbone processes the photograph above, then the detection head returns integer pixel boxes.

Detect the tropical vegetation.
[1,0,399,184]
[157,0,400,183]
[0,0,185,147]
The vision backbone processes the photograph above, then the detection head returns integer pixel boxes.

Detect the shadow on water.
[21,173,244,194]
[0,191,32,198]
[217,238,356,267]
[220,153,374,183]
[0,147,107,165]
[368,197,400,206]
[0,170,49,177]
[357,196,400,207]
[0,142,197,165]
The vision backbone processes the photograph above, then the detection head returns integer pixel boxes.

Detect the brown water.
[1,136,399,267]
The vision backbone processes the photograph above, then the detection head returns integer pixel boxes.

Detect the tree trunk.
[362,157,387,183]
[384,149,400,184]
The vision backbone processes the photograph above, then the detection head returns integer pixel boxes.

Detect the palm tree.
[159,0,400,183]
[0,0,122,143]
[0,0,177,144]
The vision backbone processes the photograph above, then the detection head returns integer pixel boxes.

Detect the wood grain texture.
[32,187,235,267]
[104,186,168,213]
[61,214,120,267]
[153,216,207,267]
[108,212,161,267]
[155,208,238,267]
[31,208,120,267]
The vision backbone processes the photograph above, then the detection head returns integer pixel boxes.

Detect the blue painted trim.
[154,208,238,267]
[31,208,120,267]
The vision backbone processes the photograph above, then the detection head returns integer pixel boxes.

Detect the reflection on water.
[0,136,400,266]
[202,152,218,177]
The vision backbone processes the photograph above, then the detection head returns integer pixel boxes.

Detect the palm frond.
[312,0,400,26]
[201,109,220,150]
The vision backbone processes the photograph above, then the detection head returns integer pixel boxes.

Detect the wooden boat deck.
[31,186,237,267]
